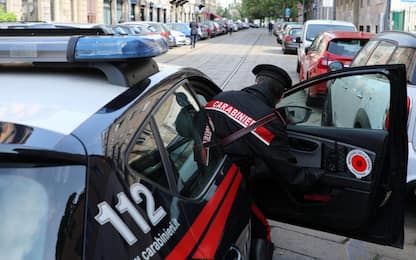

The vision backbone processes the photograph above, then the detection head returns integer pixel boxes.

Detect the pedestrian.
[189,20,198,48]
[268,21,273,34]
[201,64,325,260]
[228,23,233,35]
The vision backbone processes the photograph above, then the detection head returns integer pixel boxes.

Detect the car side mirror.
[329,61,344,71]
[277,106,312,124]
[295,36,302,43]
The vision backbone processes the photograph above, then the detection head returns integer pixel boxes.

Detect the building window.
[50,0,55,21]
[131,4,136,21]
[140,5,145,21]
[149,7,153,21]
[163,9,166,23]
[359,25,364,32]
[366,25,370,32]
[375,25,378,33]
[157,8,160,22]
[103,0,111,24]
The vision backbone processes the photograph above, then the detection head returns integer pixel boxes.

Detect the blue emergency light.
[0,34,168,63]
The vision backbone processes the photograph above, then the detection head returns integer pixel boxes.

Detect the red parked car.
[300,31,374,105]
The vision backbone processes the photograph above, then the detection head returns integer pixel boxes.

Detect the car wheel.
[306,91,314,107]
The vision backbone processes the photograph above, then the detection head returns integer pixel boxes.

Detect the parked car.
[123,21,175,47]
[301,31,374,105]
[277,22,299,44]
[281,24,303,54]
[166,22,191,37]
[322,31,416,194]
[214,19,227,35]
[198,23,210,39]
[0,28,409,260]
[273,22,283,37]
[204,21,218,37]
[0,21,56,29]
[296,20,357,73]
[122,23,159,35]
[112,25,140,35]
[53,23,115,34]
[169,29,188,46]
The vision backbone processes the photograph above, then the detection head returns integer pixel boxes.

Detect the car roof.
[372,31,416,47]
[305,20,356,27]
[321,31,374,39]
[0,70,127,135]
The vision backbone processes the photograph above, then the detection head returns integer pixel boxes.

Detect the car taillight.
[284,35,292,42]
[384,96,411,129]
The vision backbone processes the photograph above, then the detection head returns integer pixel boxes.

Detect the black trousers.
[191,34,197,48]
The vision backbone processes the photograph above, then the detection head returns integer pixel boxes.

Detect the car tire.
[306,92,314,107]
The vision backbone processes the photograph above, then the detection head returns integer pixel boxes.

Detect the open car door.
[253,64,408,248]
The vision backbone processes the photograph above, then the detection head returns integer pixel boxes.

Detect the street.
[155,28,416,260]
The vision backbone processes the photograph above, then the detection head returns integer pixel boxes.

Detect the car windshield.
[306,24,355,41]
[0,164,86,260]
[289,28,302,37]
[174,24,189,31]
[327,39,369,57]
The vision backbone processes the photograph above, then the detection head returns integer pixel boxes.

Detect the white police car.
[0,28,409,260]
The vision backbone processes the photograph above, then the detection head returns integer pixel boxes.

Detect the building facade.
[335,0,386,33]
[1,0,216,25]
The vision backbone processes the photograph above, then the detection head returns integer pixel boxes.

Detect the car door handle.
[224,245,242,260]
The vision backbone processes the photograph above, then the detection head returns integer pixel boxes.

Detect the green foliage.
[241,0,301,21]
[0,7,17,22]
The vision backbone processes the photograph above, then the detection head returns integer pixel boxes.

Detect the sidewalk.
[270,219,416,260]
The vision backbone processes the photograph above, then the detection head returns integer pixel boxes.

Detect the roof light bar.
[75,35,168,61]
[0,35,168,63]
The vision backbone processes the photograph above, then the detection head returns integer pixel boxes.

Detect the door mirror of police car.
[277,106,312,125]
[329,61,344,71]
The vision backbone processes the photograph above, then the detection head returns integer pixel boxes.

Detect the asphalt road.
[155,28,416,260]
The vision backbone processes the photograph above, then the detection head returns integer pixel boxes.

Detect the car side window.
[128,122,170,189]
[351,40,378,66]
[279,73,390,130]
[309,34,322,51]
[366,41,396,65]
[388,47,416,80]
[318,37,327,52]
[153,85,224,198]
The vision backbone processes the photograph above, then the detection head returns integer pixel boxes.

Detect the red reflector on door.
[303,194,332,202]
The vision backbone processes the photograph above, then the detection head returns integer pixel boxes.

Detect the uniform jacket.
[204,82,324,189]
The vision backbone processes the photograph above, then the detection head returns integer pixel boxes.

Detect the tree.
[0,7,17,22]
[241,0,301,22]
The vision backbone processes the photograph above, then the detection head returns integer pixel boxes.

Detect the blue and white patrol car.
[0,28,410,260]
